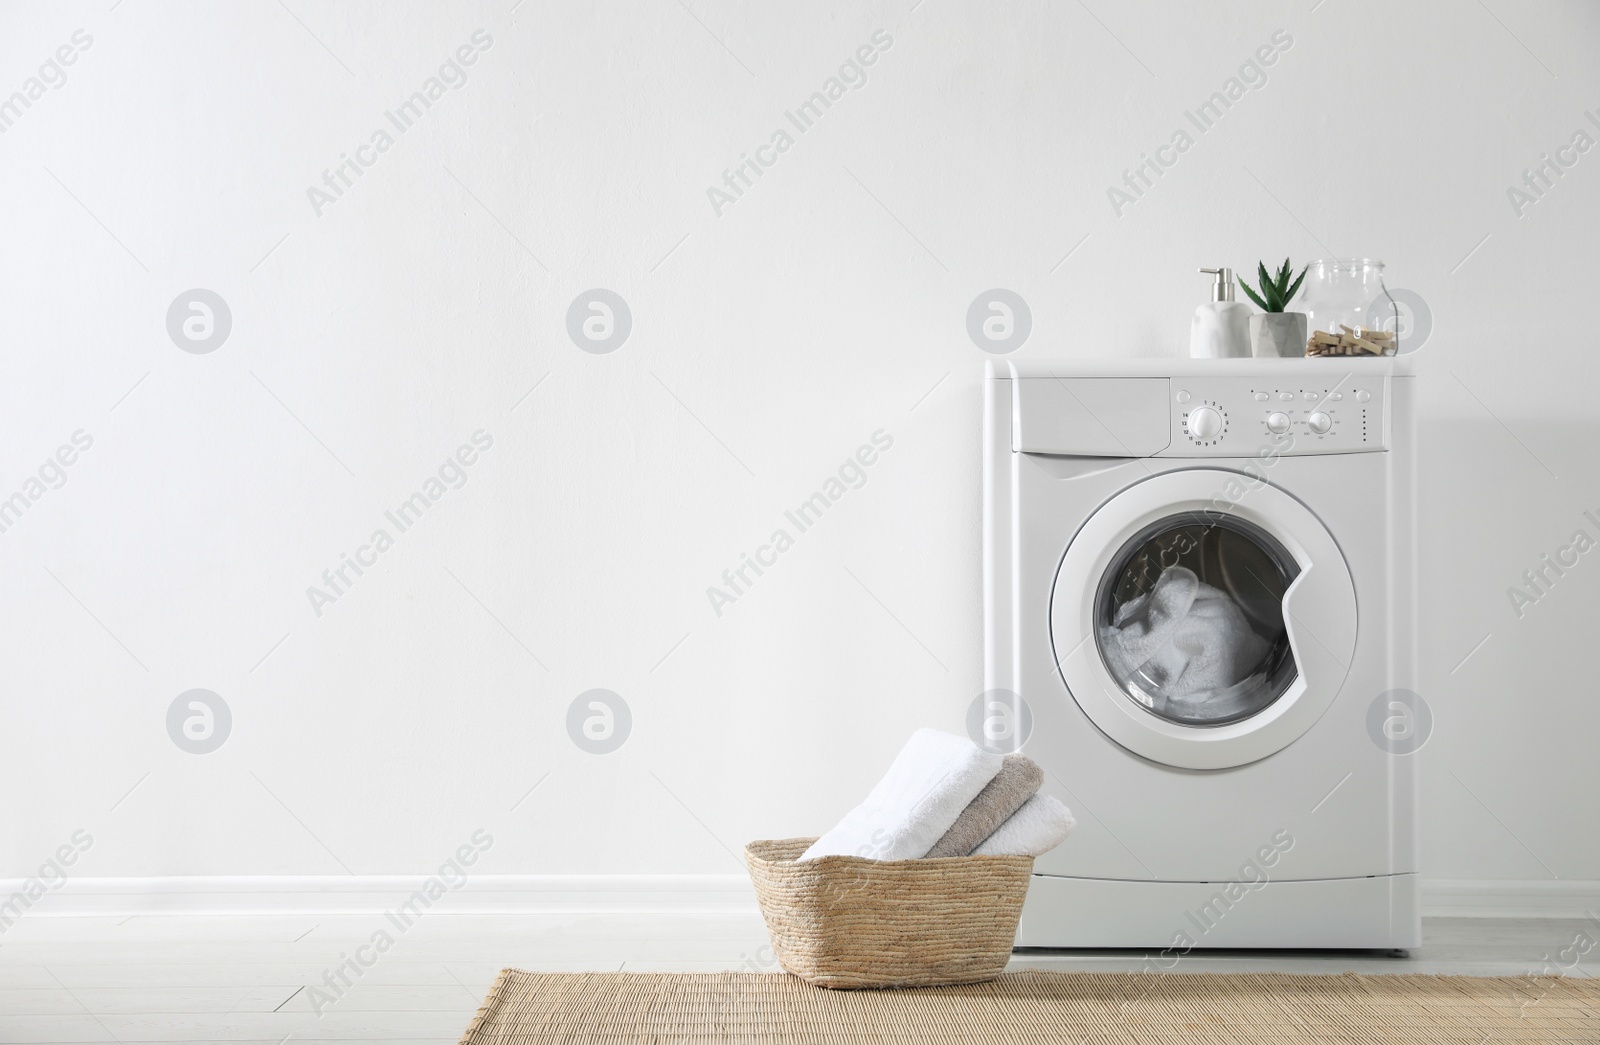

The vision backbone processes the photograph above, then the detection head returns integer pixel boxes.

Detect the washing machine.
[983,358,1419,950]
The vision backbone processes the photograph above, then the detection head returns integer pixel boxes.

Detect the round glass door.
[1050,469,1358,770]
[1095,513,1299,727]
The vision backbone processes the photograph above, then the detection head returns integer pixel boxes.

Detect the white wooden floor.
[0,913,1591,1044]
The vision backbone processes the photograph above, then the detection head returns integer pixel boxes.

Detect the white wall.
[1,0,1597,899]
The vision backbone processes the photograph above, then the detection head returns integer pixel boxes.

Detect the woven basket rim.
[745,836,1035,871]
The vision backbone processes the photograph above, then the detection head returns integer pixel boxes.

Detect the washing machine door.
[1050,469,1357,770]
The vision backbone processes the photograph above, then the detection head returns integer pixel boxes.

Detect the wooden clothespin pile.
[1306,325,1396,357]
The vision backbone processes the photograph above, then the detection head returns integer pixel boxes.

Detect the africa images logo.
[0,429,94,538]
[705,30,892,217]
[0,29,93,135]
[1105,30,1292,217]
[305,31,493,216]
[306,430,494,617]
[705,430,893,616]
[167,690,232,754]
[567,690,631,754]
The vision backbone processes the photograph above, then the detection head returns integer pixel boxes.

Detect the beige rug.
[456,969,1600,1043]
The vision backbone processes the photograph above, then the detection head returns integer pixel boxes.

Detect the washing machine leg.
[1387,948,1410,959]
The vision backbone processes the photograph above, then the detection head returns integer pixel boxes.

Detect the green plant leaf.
[1240,281,1271,311]
[1283,265,1307,306]
[1249,262,1279,311]
[1275,257,1292,291]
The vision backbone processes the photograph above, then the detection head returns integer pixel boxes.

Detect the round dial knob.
[1266,412,1290,434]
[1188,406,1223,440]
[1308,411,1333,434]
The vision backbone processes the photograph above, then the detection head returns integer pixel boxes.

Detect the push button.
[1176,390,1191,404]
[1328,392,1343,401]
[1278,392,1293,401]
[1254,392,1269,402]
[1356,389,1371,403]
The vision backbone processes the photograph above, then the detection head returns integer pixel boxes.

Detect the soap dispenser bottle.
[1190,267,1251,359]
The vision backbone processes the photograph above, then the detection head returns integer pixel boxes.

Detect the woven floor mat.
[456,969,1600,1043]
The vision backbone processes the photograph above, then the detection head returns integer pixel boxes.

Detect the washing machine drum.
[1051,470,1357,770]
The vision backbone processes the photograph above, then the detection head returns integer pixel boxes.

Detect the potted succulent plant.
[1241,259,1308,358]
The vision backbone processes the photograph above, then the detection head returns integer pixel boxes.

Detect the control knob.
[1188,406,1223,440]
[1308,411,1333,434]
[1266,412,1290,434]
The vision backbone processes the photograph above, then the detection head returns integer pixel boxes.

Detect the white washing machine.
[984,358,1419,951]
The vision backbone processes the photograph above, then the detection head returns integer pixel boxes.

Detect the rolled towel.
[972,793,1076,858]
[801,729,1003,862]
[924,754,1044,858]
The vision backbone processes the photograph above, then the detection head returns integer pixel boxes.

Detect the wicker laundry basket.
[745,837,1034,989]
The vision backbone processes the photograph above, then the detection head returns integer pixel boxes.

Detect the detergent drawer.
[1012,378,1171,456]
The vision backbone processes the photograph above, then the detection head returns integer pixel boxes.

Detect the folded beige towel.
[924,754,1044,858]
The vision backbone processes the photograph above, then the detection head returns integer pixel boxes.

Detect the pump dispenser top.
[1200,267,1237,303]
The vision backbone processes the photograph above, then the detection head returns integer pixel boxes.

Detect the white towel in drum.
[972,794,1076,858]
[1098,566,1269,699]
[800,729,1003,862]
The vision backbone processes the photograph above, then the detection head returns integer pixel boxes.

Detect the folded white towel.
[1099,566,1269,700]
[972,793,1076,857]
[801,729,1003,862]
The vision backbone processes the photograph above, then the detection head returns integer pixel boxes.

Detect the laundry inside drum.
[1094,512,1300,727]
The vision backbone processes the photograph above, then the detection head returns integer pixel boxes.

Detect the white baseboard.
[0,875,758,918]
[4,875,1596,920]
[1422,879,1600,919]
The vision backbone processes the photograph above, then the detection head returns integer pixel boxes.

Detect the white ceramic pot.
[1250,312,1308,358]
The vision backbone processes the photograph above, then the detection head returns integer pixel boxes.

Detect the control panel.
[1163,378,1385,456]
